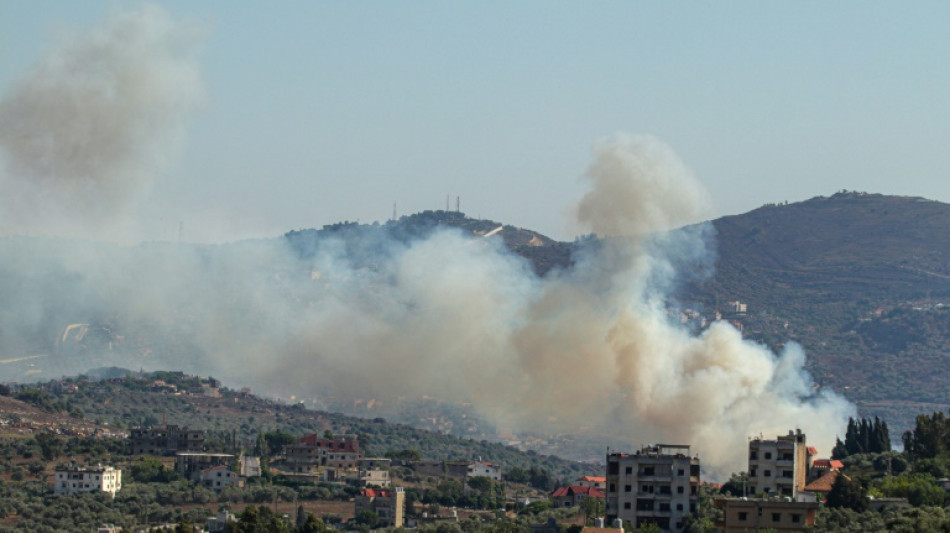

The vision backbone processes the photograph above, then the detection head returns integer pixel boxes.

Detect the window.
[659,503,670,512]
[609,483,616,492]
[738,512,747,521]
[624,485,631,492]
[772,513,781,522]
[676,503,683,511]
[764,470,771,477]
[677,486,684,494]
[624,502,631,510]
[750,468,757,476]
[625,466,633,475]
[791,514,801,523]
[677,468,685,476]
[765,452,772,459]
[750,451,757,460]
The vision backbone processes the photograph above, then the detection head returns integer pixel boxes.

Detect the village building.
[195,464,243,490]
[577,475,607,489]
[550,485,605,508]
[355,487,405,527]
[54,464,122,498]
[359,468,392,488]
[175,452,234,478]
[411,459,470,479]
[605,445,700,532]
[283,434,361,474]
[747,430,811,497]
[468,461,503,480]
[714,498,818,531]
[130,424,205,455]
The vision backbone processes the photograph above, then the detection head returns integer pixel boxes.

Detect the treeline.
[832,416,890,458]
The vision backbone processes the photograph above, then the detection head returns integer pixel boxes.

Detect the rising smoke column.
[0,4,204,240]
[503,134,854,475]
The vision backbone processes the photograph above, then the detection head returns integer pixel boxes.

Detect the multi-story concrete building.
[54,465,122,498]
[283,434,361,473]
[175,452,234,478]
[605,445,700,533]
[714,498,818,532]
[355,487,405,527]
[747,430,810,497]
[359,468,391,488]
[130,425,205,455]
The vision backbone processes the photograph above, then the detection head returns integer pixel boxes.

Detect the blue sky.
[2,1,948,242]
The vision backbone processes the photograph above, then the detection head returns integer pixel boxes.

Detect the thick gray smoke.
[0,8,854,478]
[0,4,204,240]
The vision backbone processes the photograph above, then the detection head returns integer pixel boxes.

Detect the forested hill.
[681,192,950,431]
[4,371,593,483]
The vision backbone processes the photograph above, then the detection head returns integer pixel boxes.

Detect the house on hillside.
[468,461,502,480]
[283,433,361,473]
[550,485,604,508]
[799,470,848,502]
[355,487,405,527]
[175,452,234,478]
[577,475,606,489]
[54,464,122,498]
[196,464,243,490]
[130,424,205,455]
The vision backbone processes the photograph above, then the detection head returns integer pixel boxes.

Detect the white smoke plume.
[0,8,854,478]
[0,4,204,240]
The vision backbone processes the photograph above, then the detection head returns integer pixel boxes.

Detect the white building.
[468,462,502,480]
[54,465,122,498]
[196,464,243,490]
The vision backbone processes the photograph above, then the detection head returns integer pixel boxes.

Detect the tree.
[35,432,63,461]
[353,510,379,529]
[232,505,292,533]
[826,474,867,512]
[299,513,331,533]
[264,431,297,457]
[578,496,605,524]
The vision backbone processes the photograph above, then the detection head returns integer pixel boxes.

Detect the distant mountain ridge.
[675,192,950,432]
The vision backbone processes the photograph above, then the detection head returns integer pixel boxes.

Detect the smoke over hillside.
[0,6,853,477]
[0,4,204,240]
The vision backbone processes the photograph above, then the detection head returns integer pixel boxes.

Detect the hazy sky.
[2,1,948,243]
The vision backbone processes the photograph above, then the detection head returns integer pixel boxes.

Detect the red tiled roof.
[813,459,844,470]
[804,470,848,493]
[361,489,391,498]
[551,485,605,498]
[807,447,818,455]
[580,476,606,483]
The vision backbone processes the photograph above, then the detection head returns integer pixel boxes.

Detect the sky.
[1,1,948,243]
